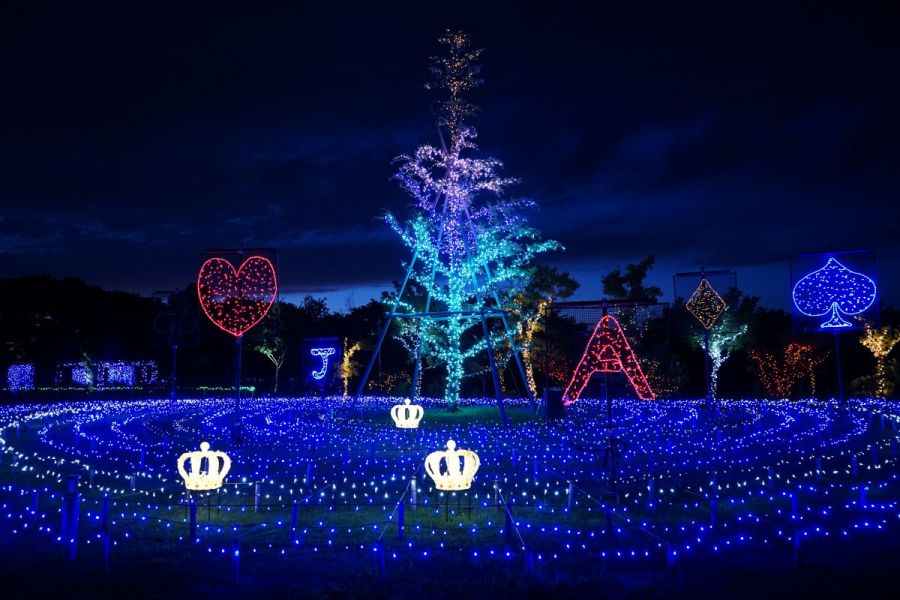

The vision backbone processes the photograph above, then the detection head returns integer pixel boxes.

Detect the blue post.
[377,540,385,581]
[290,501,299,544]
[61,496,67,537]
[101,493,109,531]
[64,475,79,562]
[504,508,513,543]
[231,538,240,583]
[189,499,197,542]
[103,529,111,573]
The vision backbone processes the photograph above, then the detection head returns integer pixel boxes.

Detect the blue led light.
[310,347,336,380]
[6,364,34,391]
[0,394,898,579]
[792,258,877,329]
[71,364,93,386]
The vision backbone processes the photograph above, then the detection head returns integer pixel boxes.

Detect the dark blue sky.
[1,2,898,310]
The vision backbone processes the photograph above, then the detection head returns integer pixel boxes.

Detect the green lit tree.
[251,301,286,393]
[386,31,560,407]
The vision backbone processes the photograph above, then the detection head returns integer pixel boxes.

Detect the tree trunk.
[273,362,281,394]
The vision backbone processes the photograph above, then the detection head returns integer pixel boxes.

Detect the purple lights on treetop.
[792,257,877,329]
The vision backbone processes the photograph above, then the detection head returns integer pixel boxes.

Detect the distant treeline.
[0,274,897,400]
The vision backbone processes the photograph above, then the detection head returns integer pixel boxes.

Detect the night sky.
[2,2,899,310]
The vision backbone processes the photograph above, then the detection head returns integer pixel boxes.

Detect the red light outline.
[562,314,655,404]
[197,255,278,338]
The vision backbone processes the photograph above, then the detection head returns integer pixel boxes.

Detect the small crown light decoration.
[425,440,480,491]
[177,442,232,491]
[390,398,424,429]
[686,278,727,330]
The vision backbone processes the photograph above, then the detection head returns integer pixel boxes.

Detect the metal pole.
[290,501,299,544]
[65,475,79,562]
[482,314,509,426]
[354,248,420,402]
[170,344,178,403]
[462,206,538,413]
[235,335,243,418]
[189,499,197,542]
[411,222,446,402]
[704,328,712,407]
[834,329,845,410]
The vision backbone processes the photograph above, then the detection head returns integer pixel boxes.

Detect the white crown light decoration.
[390,398,424,429]
[425,439,480,491]
[177,441,232,491]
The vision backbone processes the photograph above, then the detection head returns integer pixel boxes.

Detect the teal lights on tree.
[695,325,747,397]
[361,31,560,411]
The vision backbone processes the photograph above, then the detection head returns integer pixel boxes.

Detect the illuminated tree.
[690,289,755,397]
[341,339,362,396]
[510,266,578,397]
[251,302,286,393]
[751,342,827,398]
[696,326,747,397]
[859,324,900,398]
[387,31,560,407]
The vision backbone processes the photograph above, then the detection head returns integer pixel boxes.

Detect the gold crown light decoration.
[425,440,480,491]
[390,398,424,429]
[177,441,232,491]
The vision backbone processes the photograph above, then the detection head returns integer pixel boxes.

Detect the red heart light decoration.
[197,256,278,337]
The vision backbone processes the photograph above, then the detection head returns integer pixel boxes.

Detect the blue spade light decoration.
[792,258,877,329]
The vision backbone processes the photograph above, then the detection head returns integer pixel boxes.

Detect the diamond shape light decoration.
[686,278,726,330]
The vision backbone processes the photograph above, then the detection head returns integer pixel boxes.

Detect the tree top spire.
[426,29,483,144]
